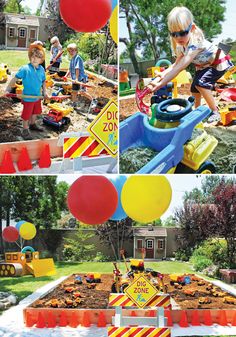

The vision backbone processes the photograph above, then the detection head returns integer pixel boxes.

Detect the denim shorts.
[191,67,226,93]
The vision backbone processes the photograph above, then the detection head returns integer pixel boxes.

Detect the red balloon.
[59,0,112,33]
[67,176,118,225]
[2,226,19,243]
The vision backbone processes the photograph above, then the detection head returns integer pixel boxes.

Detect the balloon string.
[15,241,21,249]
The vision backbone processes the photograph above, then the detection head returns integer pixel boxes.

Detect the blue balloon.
[15,220,26,231]
[21,246,35,253]
[110,176,127,221]
[111,0,117,11]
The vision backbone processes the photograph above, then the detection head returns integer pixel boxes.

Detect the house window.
[9,27,15,37]
[19,28,26,38]
[157,239,164,250]
[137,239,143,249]
[146,240,153,249]
[30,29,36,39]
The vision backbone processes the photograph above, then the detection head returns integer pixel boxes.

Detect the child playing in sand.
[148,6,233,123]
[6,44,49,140]
[50,36,63,72]
[63,43,88,107]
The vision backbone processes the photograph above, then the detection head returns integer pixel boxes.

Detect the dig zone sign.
[88,99,118,157]
[125,275,158,308]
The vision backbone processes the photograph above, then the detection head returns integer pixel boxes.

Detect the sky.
[21,0,40,14]
[119,0,236,56]
[57,174,204,221]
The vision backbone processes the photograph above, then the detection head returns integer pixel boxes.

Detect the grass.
[0,260,196,302]
[0,50,69,71]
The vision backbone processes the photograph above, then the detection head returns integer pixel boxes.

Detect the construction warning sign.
[87,99,118,157]
[124,275,158,308]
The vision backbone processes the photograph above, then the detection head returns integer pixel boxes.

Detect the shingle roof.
[5,14,39,27]
[133,226,167,237]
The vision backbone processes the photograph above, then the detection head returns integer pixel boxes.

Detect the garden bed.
[29,273,236,310]
[0,76,117,144]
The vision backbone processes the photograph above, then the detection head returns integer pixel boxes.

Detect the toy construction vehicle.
[216,65,236,88]
[0,250,55,278]
[0,63,10,83]
[219,105,236,126]
[120,96,218,174]
[169,274,191,286]
[43,103,73,129]
[86,273,101,283]
[111,250,166,293]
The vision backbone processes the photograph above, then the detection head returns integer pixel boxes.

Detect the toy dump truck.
[43,103,72,129]
[0,251,55,278]
[170,274,191,286]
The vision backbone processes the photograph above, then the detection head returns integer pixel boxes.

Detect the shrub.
[94,252,112,262]
[190,255,213,272]
[174,248,191,261]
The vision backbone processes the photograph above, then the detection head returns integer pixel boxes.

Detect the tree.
[119,0,140,74]
[120,0,226,69]
[162,215,177,227]
[96,218,133,260]
[36,0,44,16]
[196,178,236,268]
[4,0,23,13]
[0,0,6,25]
[63,228,95,261]
[44,0,76,44]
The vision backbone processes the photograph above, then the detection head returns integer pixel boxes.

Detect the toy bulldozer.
[0,251,56,278]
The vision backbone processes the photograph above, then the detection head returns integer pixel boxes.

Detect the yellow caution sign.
[125,275,158,309]
[87,99,118,157]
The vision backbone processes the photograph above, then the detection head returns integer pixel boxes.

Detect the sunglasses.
[169,23,192,38]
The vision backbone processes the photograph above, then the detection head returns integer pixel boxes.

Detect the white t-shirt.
[176,36,232,71]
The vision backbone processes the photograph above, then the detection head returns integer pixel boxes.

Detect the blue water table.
[120,96,218,174]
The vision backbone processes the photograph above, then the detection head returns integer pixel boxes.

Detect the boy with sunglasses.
[148,6,233,123]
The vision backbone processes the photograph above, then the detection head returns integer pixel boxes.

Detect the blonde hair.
[50,36,59,44]
[67,43,77,51]
[168,6,204,56]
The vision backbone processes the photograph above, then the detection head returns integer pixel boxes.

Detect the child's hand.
[44,92,50,100]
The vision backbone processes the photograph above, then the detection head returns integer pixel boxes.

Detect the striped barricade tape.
[107,327,171,337]
[63,136,109,158]
[108,294,171,309]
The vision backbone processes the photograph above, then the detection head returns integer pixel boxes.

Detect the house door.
[146,239,154,258]
[18,27,27,47]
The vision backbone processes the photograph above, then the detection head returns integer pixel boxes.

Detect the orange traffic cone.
[191,310,200,326]
[149,310,156,317]
[47,311,57,328]
[218,310,228,326]
[203,310,213,326]
[231,311,236,326]
[69,311,79,328]
[97,311,107,327]
[179,310,189,327]
[0,150,16,174]
[25,313,35,327]
[82,311,91,327]
[165,310,173,327]
[59,311,68,327]
[38,144,51,168]
[17,147,32,171]
[36,312,46,328]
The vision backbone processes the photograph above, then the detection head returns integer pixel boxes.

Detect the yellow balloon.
[110,5,118,44]
[121,176,172,223]
[19,222,36,240]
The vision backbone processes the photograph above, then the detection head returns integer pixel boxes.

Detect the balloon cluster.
[67,175,172,225]
[2,221,37,243]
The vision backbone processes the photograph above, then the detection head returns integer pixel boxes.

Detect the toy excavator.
[111,249,167,293]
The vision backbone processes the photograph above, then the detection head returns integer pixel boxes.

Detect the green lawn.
[0,50,69,71]
[0,261,195,302]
